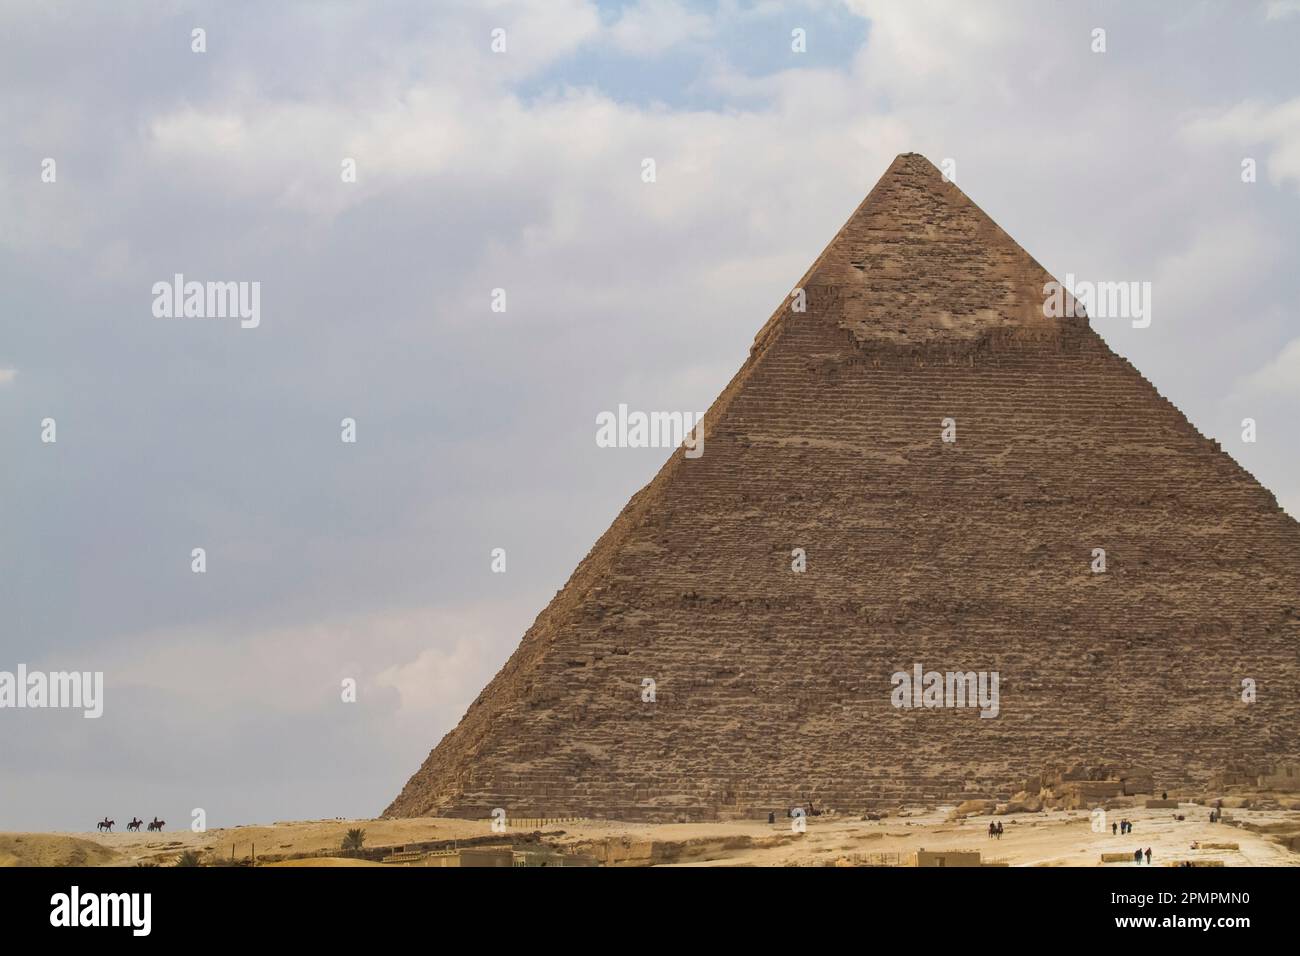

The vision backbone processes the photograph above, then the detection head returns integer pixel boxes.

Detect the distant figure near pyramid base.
[385,154,1300,822]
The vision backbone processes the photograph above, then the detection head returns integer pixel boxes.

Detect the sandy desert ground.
[4,802,1298,867]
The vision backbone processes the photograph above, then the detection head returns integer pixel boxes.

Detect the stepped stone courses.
[387,153,1300,822]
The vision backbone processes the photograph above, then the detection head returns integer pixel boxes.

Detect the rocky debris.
[1210,762,1300,794]
[951,800,998,819]
[996,795,1042,815]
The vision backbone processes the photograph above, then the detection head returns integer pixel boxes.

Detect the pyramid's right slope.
[388,153,1300,821]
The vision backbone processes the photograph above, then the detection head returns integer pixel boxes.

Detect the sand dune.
[0,833,122,867]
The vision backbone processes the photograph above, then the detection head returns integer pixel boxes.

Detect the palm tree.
[174,850,202,867]
[342,828,366,852]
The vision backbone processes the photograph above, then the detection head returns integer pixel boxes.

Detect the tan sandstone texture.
[386,153,1300,822]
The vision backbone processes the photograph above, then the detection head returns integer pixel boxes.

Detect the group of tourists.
[986,820,1004,839]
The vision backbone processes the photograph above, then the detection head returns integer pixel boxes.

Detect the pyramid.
[387,153,1300,821]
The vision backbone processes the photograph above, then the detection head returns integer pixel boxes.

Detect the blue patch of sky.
[517,1,869,111]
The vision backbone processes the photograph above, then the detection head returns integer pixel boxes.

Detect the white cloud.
[607,0,713,56]
[1265,0,1300,20]
[498,0,603,71]
[74,602,524,724]
[1150,218,1281,320]
[846,0,1034,103]
[374,637,499,721]
[1241,337,1300,394]
[1183,97,1300,193]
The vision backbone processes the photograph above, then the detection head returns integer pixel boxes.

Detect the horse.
[147,818,165,832]
[127,818,143,832]
[96,818,115,832]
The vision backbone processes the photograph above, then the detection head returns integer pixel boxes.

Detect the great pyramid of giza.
[387,153,1300,821]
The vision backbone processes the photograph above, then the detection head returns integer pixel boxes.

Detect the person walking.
[1145,847,1152,865]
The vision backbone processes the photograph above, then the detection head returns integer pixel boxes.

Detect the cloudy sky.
[1,0,1297,830]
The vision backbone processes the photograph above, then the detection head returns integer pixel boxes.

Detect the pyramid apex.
[785,150,1064,346]
[880,151,945,182]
